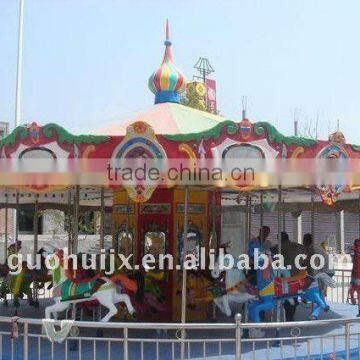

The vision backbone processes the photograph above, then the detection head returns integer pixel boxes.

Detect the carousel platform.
[0,300,359,359]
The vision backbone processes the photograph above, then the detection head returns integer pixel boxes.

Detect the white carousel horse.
[211,258,256,317]
[44,249,136,322]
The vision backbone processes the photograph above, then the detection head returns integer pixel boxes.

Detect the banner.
[205,79,217,112]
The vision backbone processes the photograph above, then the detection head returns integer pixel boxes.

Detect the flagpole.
[15,0,25,128]
[13,0,25,241]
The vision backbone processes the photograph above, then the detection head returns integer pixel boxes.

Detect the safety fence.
[326,268,352,304]
[0,315,360,359]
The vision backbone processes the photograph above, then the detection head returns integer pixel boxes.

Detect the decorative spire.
[165,19,171,45]
[162,19,173,63]
[148,20,187,104]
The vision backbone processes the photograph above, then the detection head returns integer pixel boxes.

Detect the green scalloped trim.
[254,122,317,147]
[0,123,109,148]
[163,119,318,146]
[350,144,360,152]
[163,120,238,142]
[0,121,318,150]
[42,123,109,144]
[226,122,238,135]
[0,126,29,147]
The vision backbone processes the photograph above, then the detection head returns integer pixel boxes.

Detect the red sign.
[205,79,217,112]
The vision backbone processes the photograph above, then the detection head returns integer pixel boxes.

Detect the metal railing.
[1,268,359,359]
[3,282,53,302]
[326,268,352,304]
[0,315,359,359]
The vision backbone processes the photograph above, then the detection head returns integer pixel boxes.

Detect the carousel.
[1,21,360,330]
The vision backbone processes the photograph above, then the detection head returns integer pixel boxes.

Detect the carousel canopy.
[94,102,225,135]
[1,21,360,207]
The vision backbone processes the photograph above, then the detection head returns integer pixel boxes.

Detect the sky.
[0,0,359,142]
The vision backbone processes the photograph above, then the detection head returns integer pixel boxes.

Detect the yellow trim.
[291,147,305,158]
[178,143,197,159]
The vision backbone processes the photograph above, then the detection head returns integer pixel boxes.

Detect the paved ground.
[0,299,359,359]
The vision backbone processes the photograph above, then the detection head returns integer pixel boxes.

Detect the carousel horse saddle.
[61,279,104,301]
[146,271,165,281]
[274,271,312,298]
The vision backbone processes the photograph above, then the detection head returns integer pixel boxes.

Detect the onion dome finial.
[148,20,187,104]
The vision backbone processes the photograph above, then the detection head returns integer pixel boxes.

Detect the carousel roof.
[94,102,225,135]
[1,21,359,207]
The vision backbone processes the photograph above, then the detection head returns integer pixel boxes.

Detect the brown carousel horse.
[7,248,52,309]
[0,263,10,305]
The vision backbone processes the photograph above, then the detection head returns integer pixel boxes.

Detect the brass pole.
[248,195,252,241]
[278,186,282,253]
[73,186,80,254]
[311,193,315,242]
[358,193,360,239]
[245,194,250,252]
[4,193,8,261]
[67,188,72,253]
[260,192,264,229]
[181,186,190,323]
[99,187,105,252]
[180,186,190,360]
[33,196,39,301]
[15,191,19,242]
[282,200,286,231]
[276,185,282,327]
[33,197,38,259]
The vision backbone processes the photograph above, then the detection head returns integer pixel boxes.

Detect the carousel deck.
[0,300,359,359]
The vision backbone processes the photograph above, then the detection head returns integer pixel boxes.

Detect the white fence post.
[345,321,350,360]
[123,327,129,360]
[342,270,345,303]
[23,322,29,360]
[235,313,242,360]
[0,314,359,359]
